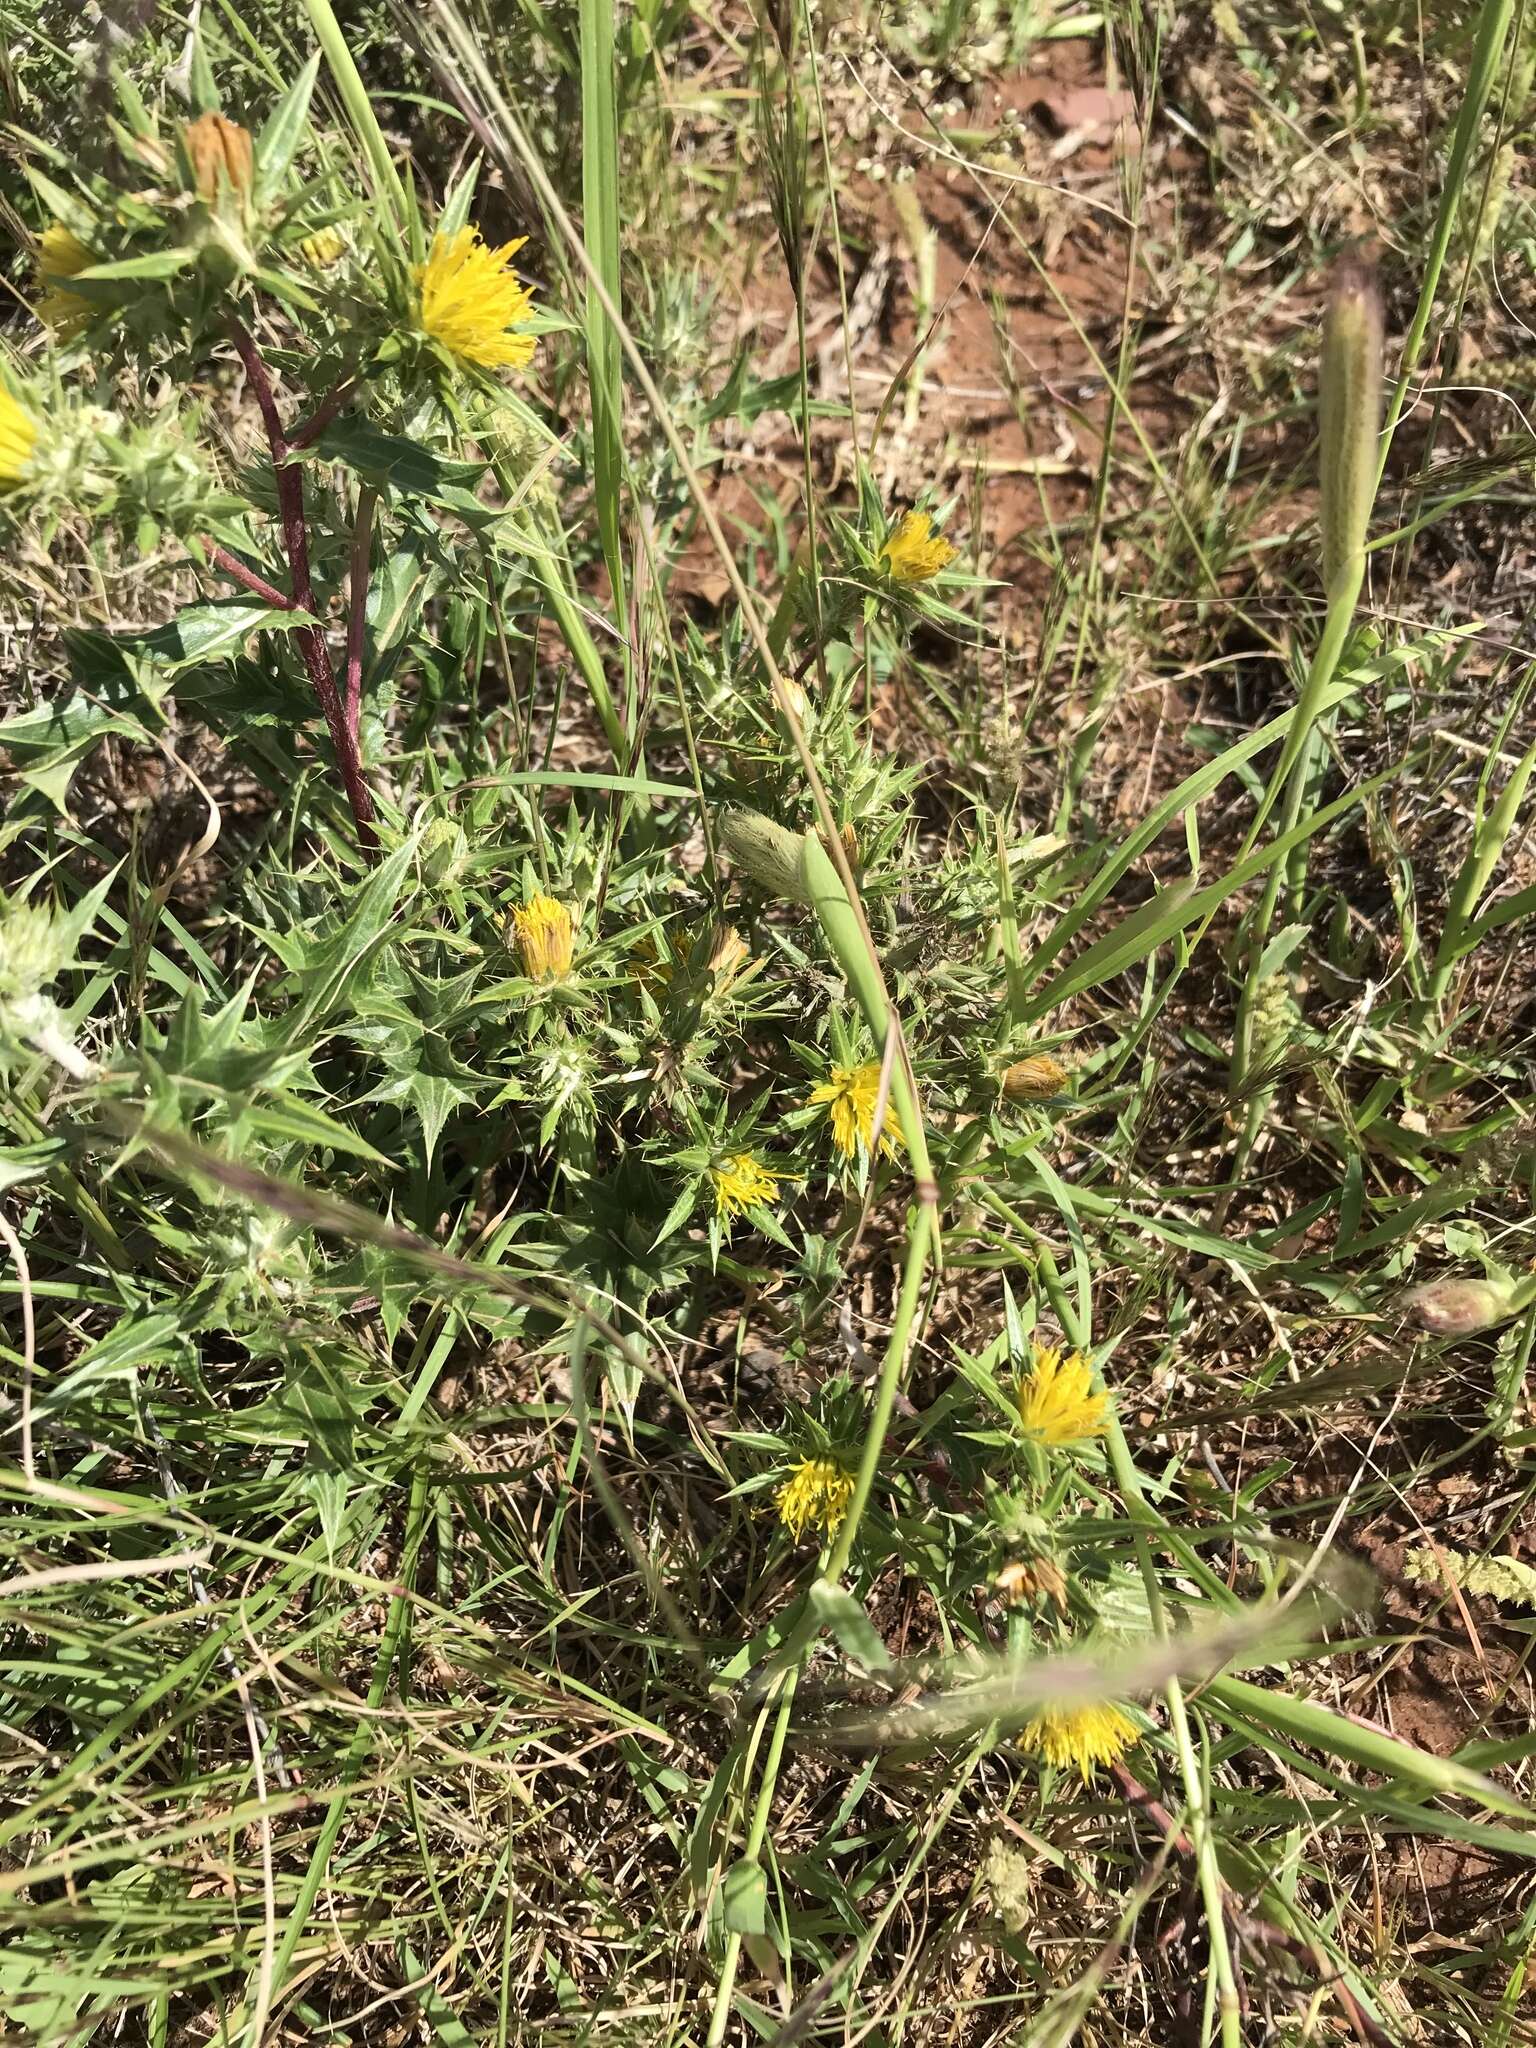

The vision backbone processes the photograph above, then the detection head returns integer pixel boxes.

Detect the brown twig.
[226,317,378,854]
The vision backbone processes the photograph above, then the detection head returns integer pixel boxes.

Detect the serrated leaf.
[132,600,319,676]
[316,418,488,510]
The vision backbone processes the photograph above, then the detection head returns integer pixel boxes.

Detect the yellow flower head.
[0,388,37,491]
[880,509,956,585]
[1019,1701,1137,1780]
[298,225,347,269]
[1017,1344,1111,1447]
[510,894,574,982]
[36,224,98,338]
[710,1152,782,1220]
[777,1456,855,1544]
[808,1061,904,1160]
[416,227,537,371]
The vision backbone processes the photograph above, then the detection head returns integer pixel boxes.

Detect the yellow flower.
[0,388,37,490]
[416,227,537,371]
[298,225,347,269]
[776,1456,855,1543]
[510,894,574,982]
[880,509,955,584]
[1019,1702,1137,1780]
[1016,1344,1111,1447]
[808,1061,904,1160]
[710,1152,782,1220]
[1002,1053,1069,1102]
[36,224,98,338]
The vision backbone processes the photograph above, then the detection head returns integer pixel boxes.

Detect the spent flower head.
[808,1060,904,1160]
[1019,1702,1137,1780]
[510,895,575,983]
[710,1152,782,1220]
[416,227,537,371]
[1002,1053,1068,1102]
[1017,1343,1111,1447]
[777,1455,855,1543]
[880,508,955,584]
[184,112,255,205]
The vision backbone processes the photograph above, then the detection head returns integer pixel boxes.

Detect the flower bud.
[298,225,346,269]
[1401,1274,1531,1337]
[184,112,254,205]
[508,894,575,983]
[1319,256,1383,595]
[1002,1053,1068,1102]
[719,808,812,904]
[418,817,468,888]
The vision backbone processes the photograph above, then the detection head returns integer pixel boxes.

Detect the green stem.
[705,1673,798,2047]
[298,0,411,234]
[1375,0,1516,483]
[1102,1417,1242,2048]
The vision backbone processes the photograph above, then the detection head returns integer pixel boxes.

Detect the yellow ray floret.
[777,1456,855,1543]
[511,894,574,982]
[1019,1702,1137,1780]
[880,509,955,584]
[36,224,98,338]
[807,1060,904,1160]
[0,388,37,490]
[710,1152,782,1220]
[416,227,537,371]
[1016,1343,1112,1447]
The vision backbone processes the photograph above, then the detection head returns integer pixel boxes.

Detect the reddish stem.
[289,375,359,454]
[227,316,378,855]
[205,543,296,611]
[345,486,378,743]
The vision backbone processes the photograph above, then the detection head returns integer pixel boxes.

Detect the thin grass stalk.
[578,0,626,607]
[704,1672,797,2047]
[249,1463,428,2031]
[1426,733,1536,1013]
[299,0,412,233]
[1037,1247,1242,2048]
[1375,0,1517,481]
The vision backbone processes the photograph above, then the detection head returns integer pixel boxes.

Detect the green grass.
[3,0,1536,2042]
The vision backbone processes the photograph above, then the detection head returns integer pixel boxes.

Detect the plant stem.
[345,486,378,741]
[298,0,411,233]
[705,1672,797,2048]
[205,543,296,610]
[288,374,360,453]
[228,316,379,854]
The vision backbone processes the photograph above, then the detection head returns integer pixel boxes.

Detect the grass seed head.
[719,809,812,903]
[1320,254,1383,593]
